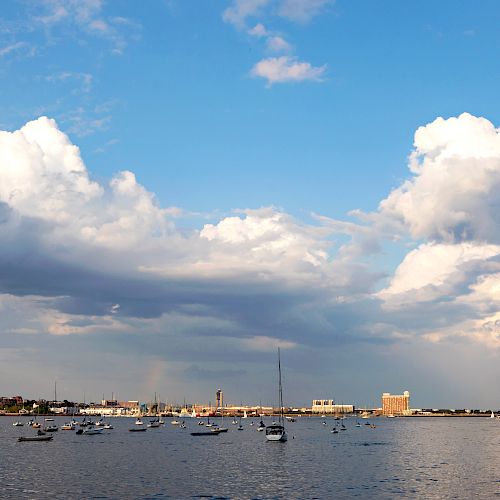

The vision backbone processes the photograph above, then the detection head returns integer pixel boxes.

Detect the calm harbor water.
[1,415,500,499]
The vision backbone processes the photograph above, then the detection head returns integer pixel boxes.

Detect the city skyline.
[1,1,500,408]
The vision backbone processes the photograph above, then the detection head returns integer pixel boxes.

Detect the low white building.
[311,400,354,414]
[79,401,140,416]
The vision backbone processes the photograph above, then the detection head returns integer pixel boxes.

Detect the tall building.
[216,389,223,409]
[382,391,410,415]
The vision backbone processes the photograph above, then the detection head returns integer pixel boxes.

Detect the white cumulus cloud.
[251,55,326,84]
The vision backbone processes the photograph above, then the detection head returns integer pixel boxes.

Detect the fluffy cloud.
[278,0,334,22]
[225,0,329,86]
[223,0,271,27]
[223,0,332,26]
[266,35,292,53]
[251,56,326,84]
[379,113,500,244]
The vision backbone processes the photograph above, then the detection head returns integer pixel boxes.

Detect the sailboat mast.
[278,348,284,424]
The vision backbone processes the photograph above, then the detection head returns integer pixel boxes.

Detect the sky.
[1,0,500,409]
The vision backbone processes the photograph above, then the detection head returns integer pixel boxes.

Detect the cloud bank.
[2,112,500,401]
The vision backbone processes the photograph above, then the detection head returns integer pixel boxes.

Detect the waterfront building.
[79,400,140,416]
[311,400,354,414]
[382,391,411,415]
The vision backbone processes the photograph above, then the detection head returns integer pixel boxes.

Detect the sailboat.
[265,348,288,442]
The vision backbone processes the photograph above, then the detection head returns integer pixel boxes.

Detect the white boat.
[148,419,160,428]
[13,421,24,426]
[265,348,287,442]
[135,418,144,426]
[171,419,180,425]
[83,427,104,435]
[103,423,113,429]
[61,423,75,430]
[191,409,197,418]
[491,412,495,419]
[242,410,248,419]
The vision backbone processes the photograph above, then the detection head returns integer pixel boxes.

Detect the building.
[311,400,354,414]
[216,389,223,409]
[79,400,140,416]
[382,391,411,416]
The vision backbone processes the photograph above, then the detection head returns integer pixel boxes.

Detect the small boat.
[387,414,395,418]
[44,425,58,432]
[13,421,24,426]
[340,423,346,431]
[257,420,266,432]
[147,419,160,428]
[171,419,180,425]
[491,412,495,419]
[231,419,238,425]
[18,435,53,442]
[197,421,205,426]
[135,418,144,426]
[61,423,75,430]
[158,418,165,425]
[191,430,220,436]
[355,422,361,427]
[250,421,254,426]
[322,421,327,425]
[285,416,296,422]
[82,427,104,435]
[44,418,54,422]
[129,428,147,432]
[180,423,187,429]
[364,422,371,426]
[237,417,243,431]
[32,422,41,429]
[103,424,114,429]
[331,428,339,434]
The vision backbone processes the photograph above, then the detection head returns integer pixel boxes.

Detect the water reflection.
[1,416,500,498]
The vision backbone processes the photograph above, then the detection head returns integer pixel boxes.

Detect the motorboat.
[61,423,75,430]
[135,418,144,426]
[103,423,113,429]
[82,427,104,435]
[129,427,147,432]
[13,421,24,426]
[147,419,160,428]
[257,420,266,432]
[44,425,58,432]
[171,419,180,425]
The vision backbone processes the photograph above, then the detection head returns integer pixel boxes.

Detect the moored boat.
[265,349,287,443]
[18,435,53,442]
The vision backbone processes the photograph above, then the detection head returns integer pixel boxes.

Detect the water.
[1,416,500,499]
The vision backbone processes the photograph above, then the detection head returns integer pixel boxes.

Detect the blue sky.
[1,0,500,408]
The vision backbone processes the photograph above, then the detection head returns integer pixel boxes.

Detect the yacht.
[265,349,287,443]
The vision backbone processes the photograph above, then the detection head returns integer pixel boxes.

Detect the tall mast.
[278,348,284,425]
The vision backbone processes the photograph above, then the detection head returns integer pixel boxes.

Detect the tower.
[216,389,223,409]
